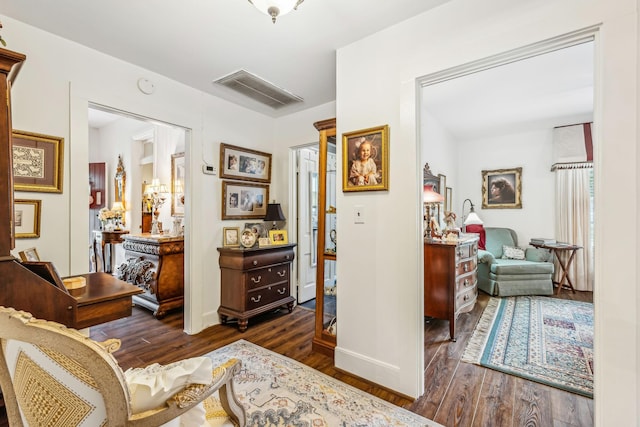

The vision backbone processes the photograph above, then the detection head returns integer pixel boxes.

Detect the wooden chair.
[0,306,246,426]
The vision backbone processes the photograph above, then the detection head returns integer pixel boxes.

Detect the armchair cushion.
[124,357,213,414]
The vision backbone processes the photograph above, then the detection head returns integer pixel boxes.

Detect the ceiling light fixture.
[248,0,304,24]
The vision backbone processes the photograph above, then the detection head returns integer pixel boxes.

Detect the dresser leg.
[287,302,294,313]
[238,319,248,332]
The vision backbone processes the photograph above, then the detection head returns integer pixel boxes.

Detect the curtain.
[553,163,594,291]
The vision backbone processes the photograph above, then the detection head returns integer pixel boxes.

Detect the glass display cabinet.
[312,118,337,357]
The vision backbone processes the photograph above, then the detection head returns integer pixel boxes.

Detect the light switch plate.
[354,205,365,224]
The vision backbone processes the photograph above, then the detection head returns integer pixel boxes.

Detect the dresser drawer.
[246,284,289,310]
[456,272,477,294]
[455,286,477,311]
[245,265,290,290]
[456,257,477,276]
[456,242,478,259]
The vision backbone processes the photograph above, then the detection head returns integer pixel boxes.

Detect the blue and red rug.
[462,296,593,398]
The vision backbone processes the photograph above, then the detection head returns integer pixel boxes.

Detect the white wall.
[456,128,556,246]
[4,15,275,336]
[335,1,637,425]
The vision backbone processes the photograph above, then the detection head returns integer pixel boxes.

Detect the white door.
[297,148,318,303]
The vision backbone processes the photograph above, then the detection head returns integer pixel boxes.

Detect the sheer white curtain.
[554,164,594,291]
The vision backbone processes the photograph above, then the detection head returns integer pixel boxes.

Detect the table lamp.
[264,202,286,229]
[424,185,444,238]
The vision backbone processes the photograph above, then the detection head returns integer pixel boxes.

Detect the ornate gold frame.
[12,130,64,193]
[342,124,390,192]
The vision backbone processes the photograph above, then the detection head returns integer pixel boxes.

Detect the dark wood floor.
[49,290,593,426]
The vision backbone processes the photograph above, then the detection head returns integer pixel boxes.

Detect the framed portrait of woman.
[482,167,522,209]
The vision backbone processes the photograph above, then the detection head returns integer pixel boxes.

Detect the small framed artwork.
[482,167,522,209]
[342,124,389,192]
[14,199,41,238]
[171,152,185,217]
[244,222,268,238]
[12,130,64,193]
[222,181,269,220]
[219,143,272,183]
[258,237,271,247]
[223,227,240,247]
[269,229,288,245]
[438,173,447,209]
[18,247,40,262]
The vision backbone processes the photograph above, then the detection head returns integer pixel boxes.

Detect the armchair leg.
[218,382,246,427]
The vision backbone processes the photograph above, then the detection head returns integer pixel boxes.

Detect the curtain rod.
[550,161,593,171]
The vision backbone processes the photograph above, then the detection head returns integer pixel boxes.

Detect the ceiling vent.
[213,69,303,109]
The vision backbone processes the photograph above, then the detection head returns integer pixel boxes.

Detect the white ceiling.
[1,0,450,117]
[422,42,594,140]
[3,1,593,135]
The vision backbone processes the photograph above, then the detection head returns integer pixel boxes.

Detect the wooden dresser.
[424,235,479,341]
[217,244,296,332]
[117,233,184,318]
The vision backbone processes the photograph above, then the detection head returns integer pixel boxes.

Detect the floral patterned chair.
[0,306,246,426]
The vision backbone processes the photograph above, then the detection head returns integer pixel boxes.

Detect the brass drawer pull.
[253,260,258,266]
[277,270,286,277]
[250,275,262,283]
[463,264,469,272]
[464,279,469,287]
[277,288,286,295]
[250,295,262,303]
[464,294,469,302]
[457,249,463,257]
[285,255,290,259]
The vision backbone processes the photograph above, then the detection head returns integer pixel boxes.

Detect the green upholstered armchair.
[477,227,554,296]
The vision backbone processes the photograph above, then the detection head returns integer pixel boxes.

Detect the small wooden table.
[530,242,582,294]
[101,230,129,273]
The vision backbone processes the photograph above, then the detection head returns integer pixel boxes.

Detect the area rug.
[462,296,593,398]
[203,339,439,426]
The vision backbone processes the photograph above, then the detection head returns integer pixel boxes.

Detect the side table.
[101,230,129,273]
[531,242,582,294]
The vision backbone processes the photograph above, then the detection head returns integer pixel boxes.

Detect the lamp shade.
[264,203,286,222]
[463,211,484,225]
[423,185,444,203]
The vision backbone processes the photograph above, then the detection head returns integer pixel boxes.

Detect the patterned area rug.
[462,296,593,398]
[203,339,439,426]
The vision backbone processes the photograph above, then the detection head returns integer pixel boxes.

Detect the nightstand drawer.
[245,266,290,290]
[456,242,478,259]
[241,249,294,269]
[246,284,289,310]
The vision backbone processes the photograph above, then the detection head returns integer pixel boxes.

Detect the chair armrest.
[525,247,553,263]
[128,358,246,427]
[477,249,496,264]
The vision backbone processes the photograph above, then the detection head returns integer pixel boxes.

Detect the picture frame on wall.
[12,130,64,193]
[219,143,272,183]
[14,199,41,238]
[222,181,269,220]
[342,124,389,192]
[482,167,522,209]
[171,152,185,217]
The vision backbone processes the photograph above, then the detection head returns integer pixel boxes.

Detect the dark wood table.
[101,230,129,273]
[68,272,143,329]
[530,242,582,294]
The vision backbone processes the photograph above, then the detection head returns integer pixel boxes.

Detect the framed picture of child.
[342,124,389,192]
[219,143,272,183]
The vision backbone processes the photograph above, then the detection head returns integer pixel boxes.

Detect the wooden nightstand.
[217,244,296,332]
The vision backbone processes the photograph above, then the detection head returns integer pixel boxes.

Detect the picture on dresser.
[244,222,268,238]
[222,181,269,220]
[223,227,240,247]
[219,143,272,183]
